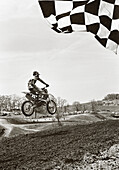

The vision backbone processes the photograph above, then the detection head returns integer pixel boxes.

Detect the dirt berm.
[0,119,119,169]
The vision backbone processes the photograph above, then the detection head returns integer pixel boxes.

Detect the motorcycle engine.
[26,93,35,101]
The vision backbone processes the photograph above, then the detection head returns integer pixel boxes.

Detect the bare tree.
[91,100,97,113]
[73,101,81,112]
[82,104,86,113]
[55,97,67,126]
[57,97,67,113]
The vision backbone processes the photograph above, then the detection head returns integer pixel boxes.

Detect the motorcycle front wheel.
[21,101,34,116]
[47,100,57,115]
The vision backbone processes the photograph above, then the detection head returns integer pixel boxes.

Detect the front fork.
[46,94,50,103]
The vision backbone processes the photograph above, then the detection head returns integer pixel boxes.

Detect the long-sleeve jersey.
[28,76,48,89]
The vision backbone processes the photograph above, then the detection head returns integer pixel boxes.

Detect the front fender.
[48,94,54,100]
[48,94,57,102]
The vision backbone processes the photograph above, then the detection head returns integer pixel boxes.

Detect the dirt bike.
[21,87,57,116]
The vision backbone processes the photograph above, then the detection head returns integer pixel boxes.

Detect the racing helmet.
[33,71,40,77]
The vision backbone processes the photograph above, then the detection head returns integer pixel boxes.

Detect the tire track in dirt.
[0,119,13,137]
[0,118,49,138]
[0,113,113,138]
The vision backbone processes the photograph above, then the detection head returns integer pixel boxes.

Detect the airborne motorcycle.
[21,87,57,116]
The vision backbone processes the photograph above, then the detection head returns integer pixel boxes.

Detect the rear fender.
[22,92,29,95]
[22,92,34,101]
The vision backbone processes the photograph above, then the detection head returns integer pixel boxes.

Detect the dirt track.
[0,119,13,137]
[0,118,52,138]
[0,113,104,138]
[0,118,119,169]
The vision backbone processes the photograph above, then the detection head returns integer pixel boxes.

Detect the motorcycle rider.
[28,71,49,98]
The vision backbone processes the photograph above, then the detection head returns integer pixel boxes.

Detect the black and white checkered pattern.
[38,0,119,54]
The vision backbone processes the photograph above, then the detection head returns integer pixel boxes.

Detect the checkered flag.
[38,0,119,54]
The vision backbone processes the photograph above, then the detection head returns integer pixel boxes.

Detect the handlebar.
[41,85,49,90]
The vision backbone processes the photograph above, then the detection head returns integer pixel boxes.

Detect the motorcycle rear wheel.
[47,100,57,115]
[21,101,34,116]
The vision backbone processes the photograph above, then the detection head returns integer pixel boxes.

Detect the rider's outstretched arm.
[38,78,49,87]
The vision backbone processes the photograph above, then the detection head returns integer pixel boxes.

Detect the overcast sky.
[0,0,119,104]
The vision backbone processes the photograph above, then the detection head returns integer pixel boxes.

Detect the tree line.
[103,94,119,100]
[0,94,25,113]
[0,93,119,114]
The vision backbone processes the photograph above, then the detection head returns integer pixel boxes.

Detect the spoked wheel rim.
[47,100,57,115]
[21,101,34,116]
